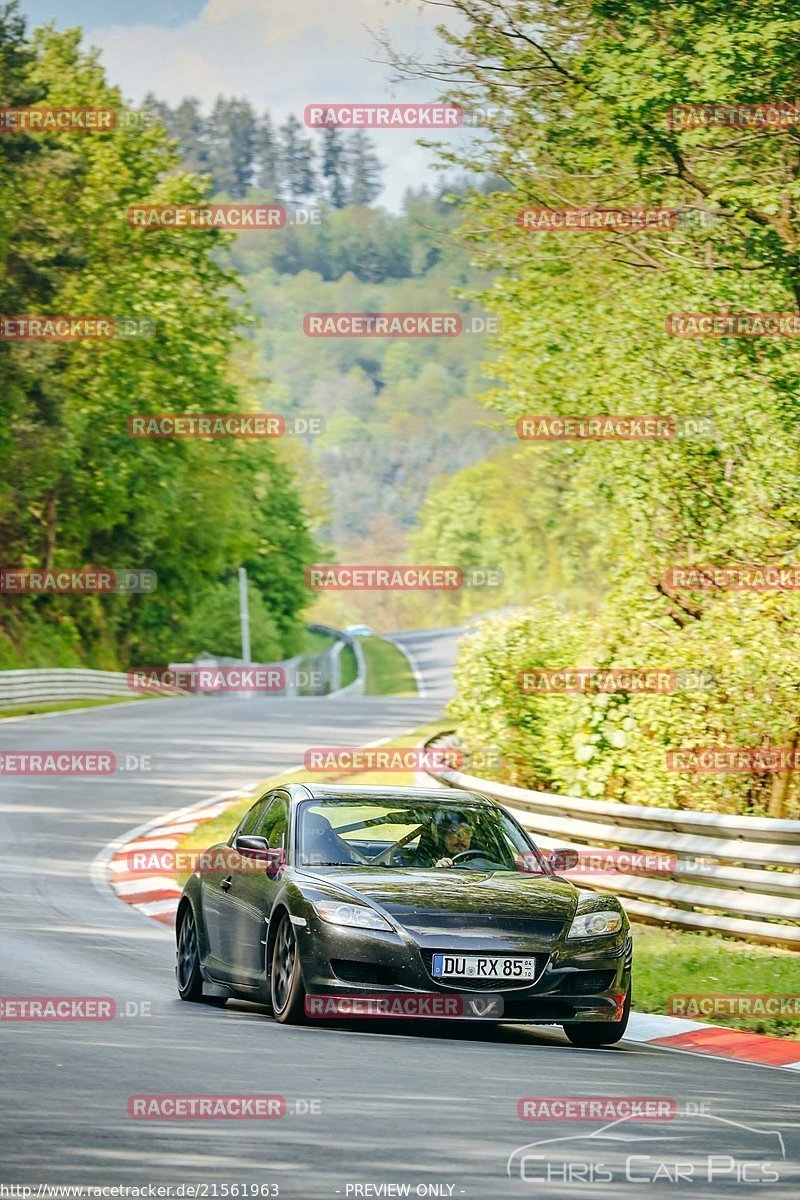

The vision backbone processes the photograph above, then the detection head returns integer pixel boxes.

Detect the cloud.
[85,0,455,206]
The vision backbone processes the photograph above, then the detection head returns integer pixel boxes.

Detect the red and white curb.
[94,788,800,1071]
[92,785,255,927]
[626,1010,800,1071]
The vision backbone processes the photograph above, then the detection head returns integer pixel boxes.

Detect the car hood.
[296,867,579,949]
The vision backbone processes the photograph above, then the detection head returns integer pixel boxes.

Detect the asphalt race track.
[0,630,797,1198]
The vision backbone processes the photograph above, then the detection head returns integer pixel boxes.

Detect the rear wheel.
[270,913,307,1024]
[176,905,227,1006]
[563,985,630,1047]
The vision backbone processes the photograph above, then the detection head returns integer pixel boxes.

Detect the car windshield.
[296,797,546,872]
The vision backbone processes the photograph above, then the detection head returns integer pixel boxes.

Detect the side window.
[236,795,272,838]
[256,793,289,850]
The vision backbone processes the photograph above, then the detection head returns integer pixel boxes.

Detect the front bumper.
[295,914,631,1025]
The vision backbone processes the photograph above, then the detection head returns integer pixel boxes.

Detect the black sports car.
[176,783,632,1046]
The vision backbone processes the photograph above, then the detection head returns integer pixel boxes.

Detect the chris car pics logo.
[507,1112,786,1186]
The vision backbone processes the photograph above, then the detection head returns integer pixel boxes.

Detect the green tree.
[318,126,348,208]
[280,114,316,201]
[345,130,383,205]
[402,0,800,815]
[169,98,211,177]
[0,16,317,669]
[207,96,256,196]
[182,578,282,662]
[253,111,281,195]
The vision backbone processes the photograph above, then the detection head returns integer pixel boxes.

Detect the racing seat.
[301,811,360,866]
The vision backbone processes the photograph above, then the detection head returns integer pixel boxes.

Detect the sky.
[19,0,462,209]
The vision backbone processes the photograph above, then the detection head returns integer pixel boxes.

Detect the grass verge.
[301,629,336,656]
[338,643,358,689]
[361,636,416,696]
[0,694,158,719]
[632,923,799,1040]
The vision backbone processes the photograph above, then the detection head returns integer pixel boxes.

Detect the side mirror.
[234,836,284,876]
[264,848,285,879]
[549,848,580,873]
[235,835,270,858]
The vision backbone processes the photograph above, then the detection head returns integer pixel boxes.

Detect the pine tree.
[280,114,316,201]
[345,131,384,205]
[318,126,348,208]
[207,97,256,197]
[170,98,210,176]
[253,112,281,195]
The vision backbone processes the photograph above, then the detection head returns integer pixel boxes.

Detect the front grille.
[563,970,616,995]
[392,910,564,941]
[421,950,545,991]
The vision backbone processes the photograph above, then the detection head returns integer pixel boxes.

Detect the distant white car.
[344,624,373,638]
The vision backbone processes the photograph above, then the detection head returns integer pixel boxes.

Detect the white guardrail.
[0,668,177,707]
[306,624,366,697]
[423,734,800,949]
[0,636,364,708]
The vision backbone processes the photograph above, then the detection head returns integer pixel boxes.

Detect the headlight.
[567,909,623,938]
[312,899,393,932]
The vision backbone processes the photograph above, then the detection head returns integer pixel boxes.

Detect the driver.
[432,812,474,868]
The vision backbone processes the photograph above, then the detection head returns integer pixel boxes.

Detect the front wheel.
[176,905,227,1006]
[563,985,630,1047]
[270,913,307,1024]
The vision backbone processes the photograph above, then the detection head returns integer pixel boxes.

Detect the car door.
[227,791,291,987]
[201,794,271,979]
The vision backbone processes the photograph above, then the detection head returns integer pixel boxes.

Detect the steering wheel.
[451,849,492,864]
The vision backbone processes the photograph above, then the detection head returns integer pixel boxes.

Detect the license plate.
[432,954,537,981]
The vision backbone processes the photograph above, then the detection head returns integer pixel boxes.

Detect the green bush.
[450,601,800,816]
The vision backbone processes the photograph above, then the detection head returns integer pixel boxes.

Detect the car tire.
[563,984,630,1047]
[176,904,227,1007]
[270,912,307,1024]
